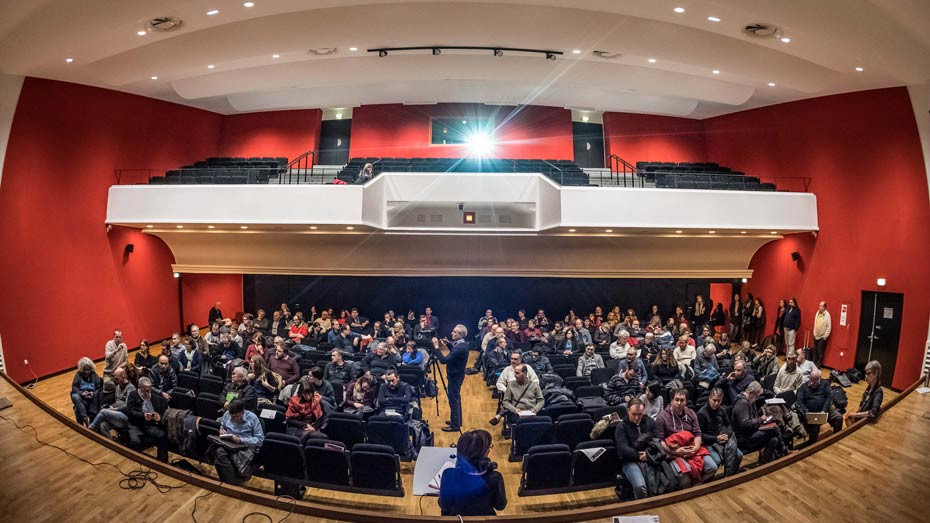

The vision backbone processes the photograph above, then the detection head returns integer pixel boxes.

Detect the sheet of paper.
[613,516,660,523]
[765,398,786,405]
[579,447,606,462]
[915,387,930,394]
[427,460,456,490]
[259,408,277,419]
[518,410,535,417]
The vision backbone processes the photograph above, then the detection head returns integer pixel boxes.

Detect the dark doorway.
[572,122,605,168]
[318,119,352,165]
[855,291,903,389]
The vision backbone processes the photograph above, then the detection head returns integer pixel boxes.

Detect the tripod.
[427,350,449,417]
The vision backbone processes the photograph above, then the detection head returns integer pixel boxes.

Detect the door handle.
[875,325,882,330]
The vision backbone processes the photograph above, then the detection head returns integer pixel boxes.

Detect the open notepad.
[427,460,456,491]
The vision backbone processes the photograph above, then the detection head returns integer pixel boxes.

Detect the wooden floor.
[4,345,918,522]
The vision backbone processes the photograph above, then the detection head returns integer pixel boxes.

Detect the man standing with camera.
[434,324,470,433]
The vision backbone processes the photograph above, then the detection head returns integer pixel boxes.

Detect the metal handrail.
[608,154,642,188]
[281,149,316,184]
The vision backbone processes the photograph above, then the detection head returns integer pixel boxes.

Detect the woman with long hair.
[773,299,787,353]
[751,297,766,347]
[438,429,506,516]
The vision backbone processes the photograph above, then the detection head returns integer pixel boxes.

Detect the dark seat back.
[259,403,288,434]
[571,439,620,487]
[519,444,572,494]
[511,415,555,461]
[350,444,403,494]
[199,375,225,396]
[323,412,366,450]
[304,439,350,487]
[553,365,576,379]
[555,413,595,450]
[574,385,604,398]
[169,388,196,411]
[366,415,410,458]
[257,433,306,482]
[589,367,614,386]
[177,371,199,393]
[195,392,224,419]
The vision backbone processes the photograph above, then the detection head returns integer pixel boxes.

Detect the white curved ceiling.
[1,0,927,118]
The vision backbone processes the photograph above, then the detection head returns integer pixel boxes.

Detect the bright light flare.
[466,132,493,157]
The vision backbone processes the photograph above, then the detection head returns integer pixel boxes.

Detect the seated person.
[333,324,360,352]
[126,377,169,462]
[178,337,203,375]
[361,341,401,381]
[795,371,843,444]
[214,399,264,485]
[490,364,543,431]
[324,349,357,384]
[652,348,681,385]
[715,360,754,404]
[795,349,819,383]
[773,352,803,394]
[732,381,784,464]
[593,323,612,351]
[496,351,539,393]
[204,322,223,353]
[655,388,718,485]
[692,343,719,380]
[89,367,136,438]
[605,365,643,406]
[558,328,577,355]
[673,336,696,368]
[439,430,506,516]
[375,369,413,417]
[845,360,884,427]
[149,355,177,401]
[609,330,632,360]
[308,366,337,410]
[266,340,300,385]
[71,357,103,426]
[247,355,280,406]
[244,332,267,363]
[165,332,187,360]
[617,346,648,385]
[640,380,664,419]
[639,332,660,363]
[157,344,181,376]
[133,339,158,371]
[343,375,376,415]
[216,333,243,366]
[576,344,605,377]
[401,341,425,369]
[752,344,778,377]
[484,338,511,386]
[697,387,742,477]
[285,378,325,438]
[288,316,309,345]
[103,330,128,379]
[523,347,553,376]
[614,398,660,499]
[222,367,257,412]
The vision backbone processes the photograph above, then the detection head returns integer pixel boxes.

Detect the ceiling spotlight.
[349,47,358,51]
[740,230,747,234]
[493,49,503,57]
[432,48,441,56]
[673,7,685,13]
[707,16,721,22]
[768,82,776,87]
[855,66,864,72]
[309,226,318,230]
[207,225,215,229]
[546,52,557,60]
[335,113,343,119]
[65,57,74,63]
[708,230,716,234]
[176,225,183,229]
[206,9,219,15]
[378,49,388,57]
[780,37,791,43]
[712,69,720,74]
[605,229,613,233]
[648,58,657,63]
[770,231,778,234]
[568,228,576,232]
[675,230,683,234]
[146,225,154,228]
[346,226,355,230]
[173,272,180,278]
[151,75,158,80]
[741,277,748,283]
[582,115,589,122]
[240,226,248,229]
[572,49,581,54]
[272,53,280,58]
[136,30,147,36]
[243,1,255,7]
[207,64,215,69]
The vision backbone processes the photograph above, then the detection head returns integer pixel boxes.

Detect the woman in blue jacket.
[439,429,507,516]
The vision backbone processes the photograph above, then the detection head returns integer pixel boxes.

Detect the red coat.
[664,430,710,484]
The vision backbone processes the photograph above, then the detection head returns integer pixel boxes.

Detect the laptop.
[806,412,828,425]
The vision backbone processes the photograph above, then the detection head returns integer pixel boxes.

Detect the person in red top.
[288,317,309,344]
[285,378,325,437]
[244,332,266,363]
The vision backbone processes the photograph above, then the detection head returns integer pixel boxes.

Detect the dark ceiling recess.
[369,46,564,59]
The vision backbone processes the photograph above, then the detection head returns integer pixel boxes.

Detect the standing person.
[750,298,766,347]
[710,303,727,334]
[209,301,223,325]
[438,430,506,516]
[812,302,832,367]
[434,324,470,433]
[103,330,128,379]
[729,294,742,341]
[783,298,801,353]
[773,299,787,354]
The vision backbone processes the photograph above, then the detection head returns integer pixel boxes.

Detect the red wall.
[217,109,322,163]
[603,112,707,164]
[0,78,238,382]
[704,87,930,390]
[181,273,244,329]
[349,103,574,160]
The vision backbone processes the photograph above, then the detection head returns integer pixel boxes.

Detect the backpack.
[409,419,434,458]
[424,378,438,398]
[845,368,863,383]
[577,396,608,410]
[830,385,848,413]
[830,370,852,388]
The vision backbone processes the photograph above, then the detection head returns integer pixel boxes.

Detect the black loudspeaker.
[125,243,135,254]
[791,251,800,262]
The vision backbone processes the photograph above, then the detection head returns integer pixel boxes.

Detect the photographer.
[438,429,506,516]
[433,324,470,433]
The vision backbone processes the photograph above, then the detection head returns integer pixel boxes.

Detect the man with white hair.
[435,324,470,433]
[811,301,832,367]
[609,330,633,360]
[222,366,257,411]
[126,377,169,462]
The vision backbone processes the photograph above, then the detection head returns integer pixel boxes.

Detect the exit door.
[855,291,903,389]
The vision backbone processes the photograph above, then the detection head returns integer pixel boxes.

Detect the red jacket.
[664,430,710,484]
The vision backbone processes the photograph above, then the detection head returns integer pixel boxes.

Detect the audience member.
[640,381,664,419]
[523,347,553,376]
[324,350,357,384]
[493,363,544,432]
[752,344,778,377]
[285,378,325,437]
[773,352,802,394]
[717,360,753,403]
[125,377,169,462]
[376,368,413,417]
[655,389,718,485]
[362,341,401,381]
[576,344,604,377]
[89,367,135,438]
[783,298,801,352]
[697,387,742,476]
[845,360,884,426]
[267,341,300,385]
[605,365,643,406]
[248,355,280,406]
[439,429,506,516]
[653,348,681,385]
[213,399,264,484]
[609,330,632,360]
[244,332,266,363]
[70,357,103,425]
[133,339,158,371]
[222,367,257,412]
[615,398,661,499]
[617,346,648,385]
[401,341,425,369]
[795,371,842,444]
[732,381,783,463]
[208,301,223,325]
[795,347,818,383]
[103,329,128,379]
[812,301,832,367]
[150,355,177,401]
[673,335,696,367]
[343,375,376,415]
[178,337,203,374]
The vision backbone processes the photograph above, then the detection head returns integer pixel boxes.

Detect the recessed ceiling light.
[243,2,255,7]
[146,225,154,228]
[707,16,721,22]
[605,229,613,233]
[568,228,576,232]
[712,69,720,75]
[173,272,181,278]
[65,57,74,63]
[572,49,581,54]
[675,230,683,234]
[309,226,318,230]
[741,277,748,283]
[240,226,248,229]
[648,58,657,63]
[673,7,685,14]
[581,115,589,122]
[272,53,280,58]
[207,64,215,69]
[206,9,220,16]
[462,120,467,125]
[346,226,355,230]
[207,225,215,229]
[855,66,864,72]
[708,230,716,234]
[740,231,747,234]
[349,47,358,51]
[770,231,778,234]
[335,113,343,119]
[151,76,158,80]
[176,225,183,229]
[780,37,791,43]
[768,82,776,87]
[136,30,147,36]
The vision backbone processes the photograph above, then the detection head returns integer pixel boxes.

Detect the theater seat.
[305,439,351,488]
[257,433,307,496]
[571,439,620,488]
[510,415,555,461]
[554,413,594,450]
[519,444,572,494]
[350,444,404,496]
[323,412,366,450]
[365,415,411,459]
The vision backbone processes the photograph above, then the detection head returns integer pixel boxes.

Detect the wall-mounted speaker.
[791,251,800,262]
[125,243,135,254]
